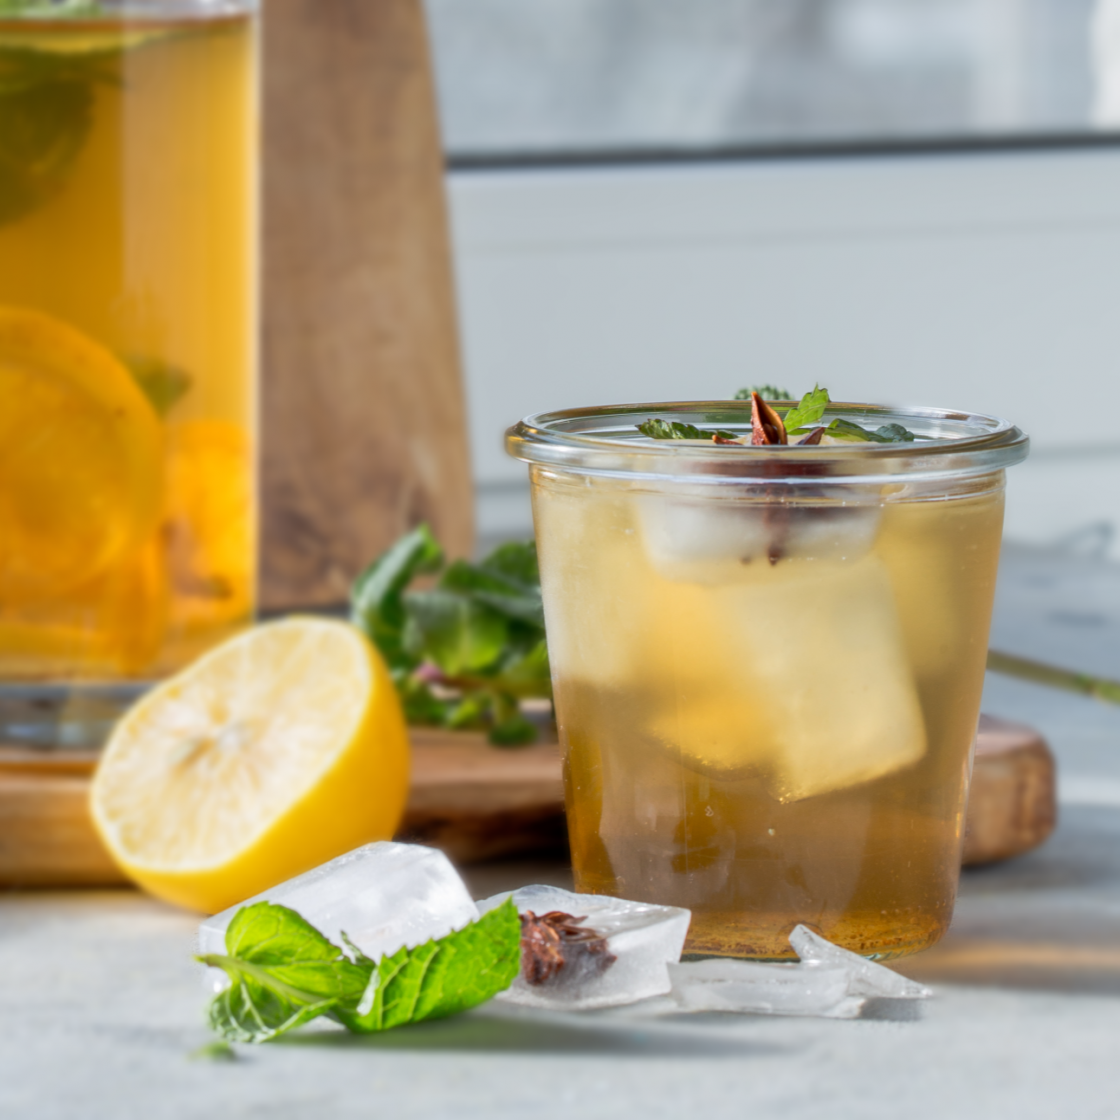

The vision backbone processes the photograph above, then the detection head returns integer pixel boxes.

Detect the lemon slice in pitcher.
[0,308,163,599]
[90,618,411,914]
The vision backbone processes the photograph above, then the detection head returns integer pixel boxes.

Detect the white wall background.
[445,147,1120,551]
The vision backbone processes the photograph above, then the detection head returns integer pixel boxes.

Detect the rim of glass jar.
[506,401,1029,486]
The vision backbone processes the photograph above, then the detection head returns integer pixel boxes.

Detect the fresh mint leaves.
[198,899,522,1044]
[637,418,735,441]
[781,385,830,433]
[351,527,550,746]
[825,418,915,443]
[638,386,918,445]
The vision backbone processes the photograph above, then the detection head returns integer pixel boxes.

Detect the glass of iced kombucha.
[0,1,257,747]
[507,401,1027,960]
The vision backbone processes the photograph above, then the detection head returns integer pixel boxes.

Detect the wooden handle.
[260,0,474,609]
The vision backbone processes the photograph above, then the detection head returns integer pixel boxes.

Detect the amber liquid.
[533,468,1005,960]
[0,12,257,692]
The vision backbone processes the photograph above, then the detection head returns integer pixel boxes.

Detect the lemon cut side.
[90,618,410,913]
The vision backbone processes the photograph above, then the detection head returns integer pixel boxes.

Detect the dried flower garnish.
[751,391,788,445]
[796,426,825,446]
[519,910,616,986]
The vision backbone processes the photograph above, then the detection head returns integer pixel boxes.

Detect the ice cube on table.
[669,923,930,1019]
[478,885,691,1011]
[198,842,480,981]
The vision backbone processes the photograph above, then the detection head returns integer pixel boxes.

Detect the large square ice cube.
[478,885,690,1011]
[198,842,480,967]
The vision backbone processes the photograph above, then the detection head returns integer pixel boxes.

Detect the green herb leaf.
[402,589,509,677]
[478,539,539,588]
[733,384,793,401]
[439,557,545,630]
[197,903,370,1043]
[124,355,192,416]
[780,385,830,432]
[487,694,538,747]
[825,418,916,443]
[637,418,736,441]
[338,899,522,1033]
[199,899,522,1043]
[870,422,916,443]
[351,525,444,670]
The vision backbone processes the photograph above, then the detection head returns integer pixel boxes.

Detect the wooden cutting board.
[0,715,1055,886]
[260,0,474,610]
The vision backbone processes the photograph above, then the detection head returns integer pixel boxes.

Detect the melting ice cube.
[478,885,691,1011]
[668,923,930,1019]
[198,842,480,980]
[644,554,927,801]
[638,491,881,585]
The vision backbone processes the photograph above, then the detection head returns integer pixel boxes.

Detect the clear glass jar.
[0,0,258,748]
[508,401,1028,959]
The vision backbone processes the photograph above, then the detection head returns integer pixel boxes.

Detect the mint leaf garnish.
[637,418,736,441]
[781,385,830,432]
[869,422,916,443]
[733,384,792,401]
[826,418,916,443]
[197,899,521,1043]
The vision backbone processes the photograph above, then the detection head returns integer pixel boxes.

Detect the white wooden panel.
[446,149,1120,546]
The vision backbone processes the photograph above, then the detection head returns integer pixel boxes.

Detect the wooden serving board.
[0,715,1054,887]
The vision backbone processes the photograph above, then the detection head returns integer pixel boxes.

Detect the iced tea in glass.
[507,402,1027,959]
[0,0,257,746]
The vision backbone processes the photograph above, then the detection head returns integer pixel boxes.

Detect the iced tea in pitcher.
[0,1,257,745]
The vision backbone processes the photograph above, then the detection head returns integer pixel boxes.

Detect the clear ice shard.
[197,842,480,988]
[668,924,931,1019]
[478,885,691,1011]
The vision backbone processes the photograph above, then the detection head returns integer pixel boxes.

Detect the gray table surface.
[6,544,1120,1119]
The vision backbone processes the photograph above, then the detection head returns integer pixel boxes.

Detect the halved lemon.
[90,618,410,913]
[0,307,163,600]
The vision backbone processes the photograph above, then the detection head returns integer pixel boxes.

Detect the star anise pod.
[519,910,617,986]
[751,391,788,445]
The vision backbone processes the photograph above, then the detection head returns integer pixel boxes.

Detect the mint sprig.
[825,418,915,443]
[781,385,830,433]
[197,899,521,1044]
[637,418,735,441]
[351,528,550,746]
